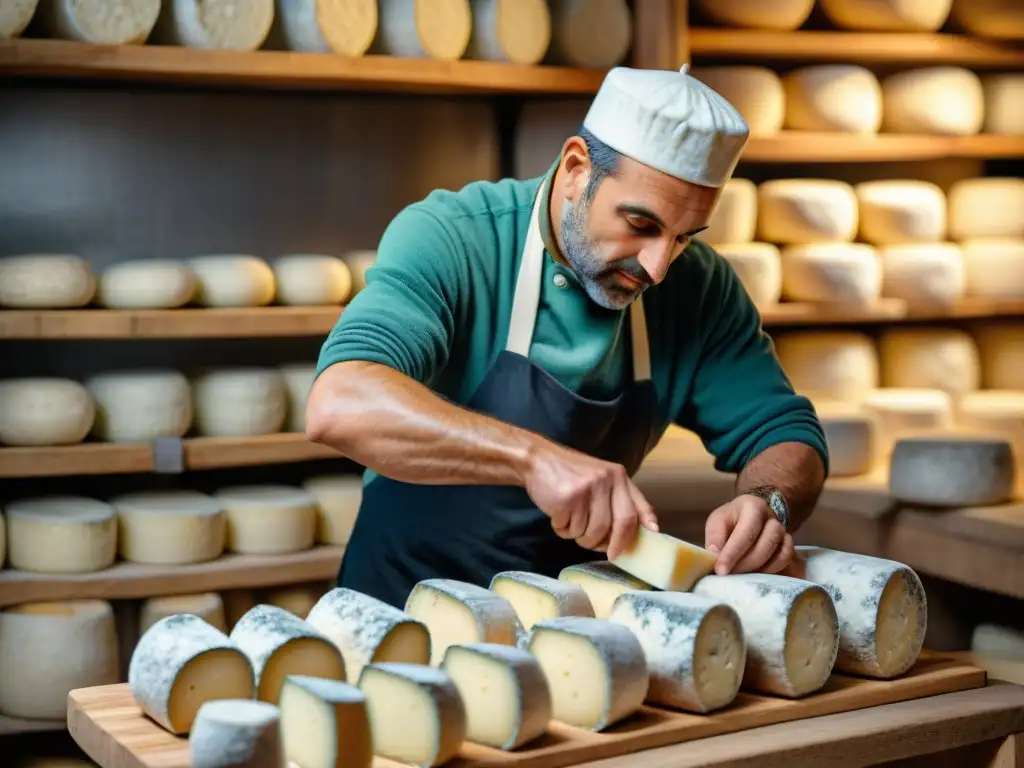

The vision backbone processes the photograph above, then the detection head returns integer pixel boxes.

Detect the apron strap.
[629,295,651,382]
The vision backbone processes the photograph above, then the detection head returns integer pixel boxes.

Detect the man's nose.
[637,242,673,285]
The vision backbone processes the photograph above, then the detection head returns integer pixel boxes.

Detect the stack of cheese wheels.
[86,369,193,442]
[820,0,953,31]
[690,67,785,135]
[96,260,197,309]
[111,490,226,565]
[0,0,37,39]
[0,377,95,446]
[215,485,317,555]
[0,253,95,308]
[302,474,364,544]
[814,401,877,477]
[694,0,816,30]
[279,363,316,433]
[862,388,954,460]
[889,435,1016,506]
[36,0,161,44]
[546,0,632,69]
[775,331,879,404]
[956,391,1024,498]
[948,178,1024,300]
[187,255,276,307]
[465,0,551,65]
[372,0,472,60]
[877,328,981,398]
[152,0,275,50]
[881,67,985,135]
[272,255,352,306]
[975,324,1024,389]
[4,496,118,574]
[982,75,1024,135]
[192,368,288,437]
[270,0,378,56]
[782,66,883,134]
[950,0,1024,39]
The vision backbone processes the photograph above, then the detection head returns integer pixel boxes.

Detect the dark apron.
[336,188,661,609]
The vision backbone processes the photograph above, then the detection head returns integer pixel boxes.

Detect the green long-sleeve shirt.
[316,166,829,478]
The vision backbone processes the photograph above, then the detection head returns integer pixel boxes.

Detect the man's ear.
[557,136,592,204]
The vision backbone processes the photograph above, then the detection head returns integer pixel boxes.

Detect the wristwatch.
[746,486,789,530]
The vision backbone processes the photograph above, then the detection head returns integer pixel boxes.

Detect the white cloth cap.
[583,65,750,188]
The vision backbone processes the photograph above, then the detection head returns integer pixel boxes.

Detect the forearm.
[735,441,826,532]
[305,360,546,486]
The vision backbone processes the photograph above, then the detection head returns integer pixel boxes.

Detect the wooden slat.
[0,443,153,478]
[181,434,340,469]
[0,546,344,608]
[742,133,1024,163]
[0,714,65,736]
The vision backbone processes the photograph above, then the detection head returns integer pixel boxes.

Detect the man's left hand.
[704,494,793,575]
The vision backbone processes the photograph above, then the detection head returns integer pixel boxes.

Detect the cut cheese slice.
[153,0,275,50]
[97,260,196,309]
[280,363,316,433]
[489,571,595,630]
[0,253,94,308]
[111,490,226,565]
[187,255,276,307]
[264,584,323,619]
[694,0,815,29]
[342,250,377,295]
[546,0,632,69]
[781,243,882,305]
[757,179,859,243]
[527,616,648,731]
[878,328,981,397]
[0,378,94,447]
[611,526,718,591]
[972,624,1024,658]
[302,474,364,544]
[0,0,37,39]
[374,0,472,60]
[820,0,953,30]
[889,436,1016,507]
[882,67,985,135]
[775,331,879,404]
[948,178,1024,240]
[306,587,432,681]
[5,496,116,574]
[788,547,927,678]
[692,574,840,698]
[715,243,783,307]
[558,561,652,619]
[86,369,192,442]
[975,324,1024,390]
[271,0,377,56]
[230,604,346,704]
[140,593,228,635]
[950,0,1024,39]
[957,391,1024,498]
[880,243,965,308]
[36,0,160,44]
[189,699,284,768]
[192,368,288,437]
[440,642,552,750]
[215,485,317,555]
[962,239,1024,300]
[608,591,746,713]
[816,406,876,477]
[702,179,758,245]
[862,388,954,460]
[129,613,255,734]
[280,676,373,768]
[982,74,1024,135]
[357,662,467,767]
[783,65,883,134]
[466,0,551,65]
[272,254,352,306]
[855,180,947,245]
[0,600,120,719]
[689,67,785,135]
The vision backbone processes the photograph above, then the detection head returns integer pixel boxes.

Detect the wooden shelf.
[741,133,1024,162]
[0,38,606,95]
[762,298,1024,326]
[182,434,340,469]
[0,714,64,735]
[689,29,1024,67]
[0,546,344,608]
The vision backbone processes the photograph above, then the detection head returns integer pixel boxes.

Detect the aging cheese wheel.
[880,243,965,308]
[188,255,276,307]
[0,378,94,446]
[815,403,876,477]
[86,369,192,443]
[715,243,783,308]
[374,0,472,60]
[1,0,38,39]
[140,593,229,635]
[878,328,981,397]
[757,179,859,243]
[957,391,1024,498]
[862,388,954,459]
[112,490,226,565]
[820,0,953,30]
[36,0,160,44]
[342,250,377,295]
[189,699,284,768]
[889,436,1016,506]
[780,244,882,305]
[280,363,316,433]
[962,239,1024,299]
[881,67,985,136]
[702,179,758,245]
[0,600,120,719]
[982,75,1024,135]
[775,331,879,404]
[5,496,117,574]
[783,66,883,134]
[280,677,372,768]
[272,0,377,56]
[690,67,785,135]
[558,561,652,620]
[215,485,317,555]
[950,0,1024,39]
[489,571,595,630]
[948,178,1024,240]
[694,0,815,30]
[611,526,718,592]
[855,180,947,245]
[466,0,551,65]
[153,0,275,50]
[272,255,352,306]
[264,584,322,619]
[0,253,95,308]
[546,0,632,69]
[302,474,363,544]
[97,260,196,309]
[193,368,288,437]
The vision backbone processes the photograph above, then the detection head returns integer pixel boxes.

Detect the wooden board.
[68,655,984,768]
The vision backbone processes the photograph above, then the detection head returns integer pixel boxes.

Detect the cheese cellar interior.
[1,0,1023,766]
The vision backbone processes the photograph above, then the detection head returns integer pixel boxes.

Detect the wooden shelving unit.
[742,133,1024,163]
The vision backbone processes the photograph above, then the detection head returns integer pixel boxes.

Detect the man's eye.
[627,218,654,234]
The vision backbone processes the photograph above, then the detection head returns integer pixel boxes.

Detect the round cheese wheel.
[547,0,632,69]
[950,0,1024,39]
[878,328,980,397]
[781,243,882,305]
[948,178,1024,240]
[265,584,324,618]
[153,0,275,50]
[342,250,377,295]
[715,243,782,307]
[820,0,953,31]
[854,180,947,245]
[37,0,161,44]
[815,403,876,477]
[215,485,317,555]
[881,67,985,136]
[0,253,95,308]
[272,254,352,306]
[783,66,883,134]
[695,0,815,30]
[302,474,364,544]
[690,67,785,135]
[5,496,117,574]
[775,332,879,404]
[97,260,196,309]
[0,378,94,447]
[86,369,192,443]
[466,0,551,65]
[192,368,288,437]
[140,593,228,635]
[375,0,473,60]
[975,325,1024,390]
[272,0,378,56]
[0,0,38,39]
[702,179,758,245]
[112,490,226,565]
[188,255,276,308]
[889,436,1015,507]
[957,391,1024,498]
[962,239,1024,300]
[880,243,964,308]
[280,363,316,433]
[861,388,954,460]
[757,179,859,243]
[982,75,1024,135]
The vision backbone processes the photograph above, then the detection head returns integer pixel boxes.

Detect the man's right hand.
[523,441,659,561]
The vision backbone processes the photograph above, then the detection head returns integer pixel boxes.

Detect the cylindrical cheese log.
[815,403,876,477]
[193,368,288,437]
[820,0,953,30]
[86,369,192,443]
[950,0,1024,39]
[695,0,815,30]
[692,574,840,698]
[490,571,595,630]
[272,255,352,306]
[982,75,1024,135]
[882,67,985,136]
[789,547,927,678]
[889,436,1016,506]
[140,593,229,635]
[757,179,859,243]
[880,244,965,308]
[783,66,883,134]
[5,496,117,574]
[948,178,1024,240]
[703,179,758,245]
[264,584,323,619]
[190,699,285,768]
[715,243,783,308]
[608,591,746,713]
[374,0,472,60]
[775,332,879,404]
[0,0,38,39]
[129,614,256,735]
[546,0,632,69]
[878,328,980,397]
[188,255,276,307]
[465,0,550,65]
[112,490,226,565]
[862,388,954,460]
[781,244,882,305]
[342,250,377,295]
[690,67,785,136]
[302,474,364,544]
[215,485,317,555]
[97,260,196,309]
[0,253,95,308]
[855,180,947,245]
[279,363,315,433]
[0,600,120,719]
[271,0,377,56]
[152,0,275,51]
[558,561,652,619]
[957,391,1024,498]
[0,378,94,446]
[962,239,1024,300]
[36,0,161,44]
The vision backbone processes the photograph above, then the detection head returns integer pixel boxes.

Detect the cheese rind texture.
[97,260,196,309]
[302,474,363,544]
[0,378,94,447]
[5,496,117,574]
[878,328,981,397]
[819,0,953,30]
[790,547,927,678]
[37,0,160,44]
[546,0,632,69]
[982,74,1024,135]
[86,369,192,442]
[187,255,276,306]
[272,0,378,56]
[783,65,883,134]
[855,180,947,245]
[690,67,785,135]
[140,593,228,635]
[889,436,1016,507]
[975,324,1024,389]
[279,676,373,768]
[153,0,275,50]
[608,591,746,713]
[272,254,352,306]
[692,574,840,697]
[189,699,284,768]
[611,526,718,591]
[781,243,882,305]
[881,67,985,135]
[0,253,94,308]
[758,179,859,243]
[950,0,1024,39]
[702,179,758,245]
[441,642,552,750]
[490,570,595,630]
[374,0,472,60]
[880,243,965,308]
[111,490,226,565]
[862,388,954,459]
[129,613,255,734]
[215,485,317,555]
[715,243,783,307]
[695,0,815,29]
[775,331,879,404]
[0,0,38,39]
[466,0,551,65]
[193,368,287,437]
[558,561,651,619]
[962,239,1024,300]
[948,178,1024,240]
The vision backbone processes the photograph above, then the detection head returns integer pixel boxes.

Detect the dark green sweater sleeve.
[678,245,830,476]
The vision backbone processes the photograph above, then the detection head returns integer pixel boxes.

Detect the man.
[306,65,829,609]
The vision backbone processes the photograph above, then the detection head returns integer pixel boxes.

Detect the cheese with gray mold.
[490,570,594,630]
[558,561,652,619]
[888,436,1016,507]
[189,699,284,768]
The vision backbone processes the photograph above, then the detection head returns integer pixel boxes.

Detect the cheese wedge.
[611,526,718,591]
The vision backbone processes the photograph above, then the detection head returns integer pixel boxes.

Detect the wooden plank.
[741,133,1024,163]
[0,38,607,95]
[0,546,344,608]
[0,714,65,736]
[181,434,341,469]
[66,656,984,768]
[0,443,153,478]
